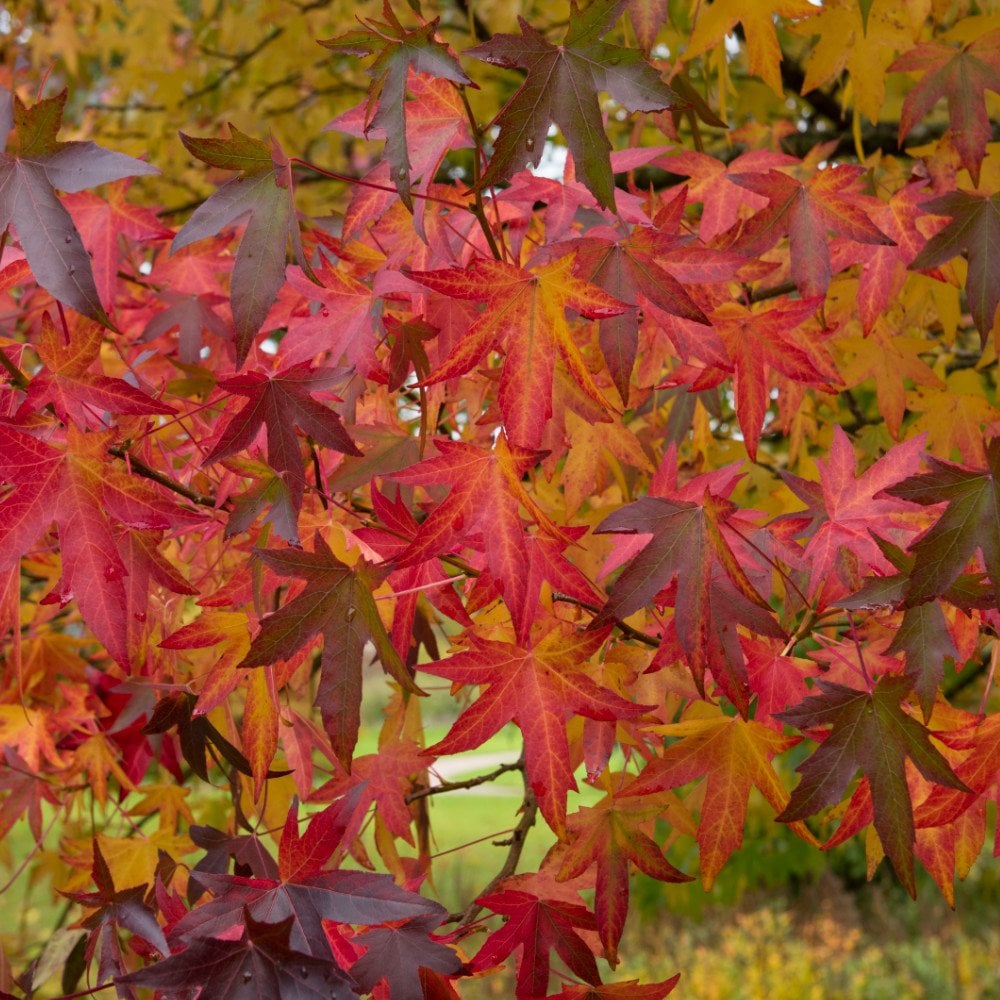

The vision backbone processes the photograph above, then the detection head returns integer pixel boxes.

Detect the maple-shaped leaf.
[204,362,360,514]
[467,0,683,209]
[908,191,1000,343]
[776,675,969,896]
[472,887,600,998]
[672,296,834,460]
[142,290,232,366]
[916,713,1000,831]
[189,825,279,903]
[173,125,315,366]
[779,428,926,602]
[592,492,782,711]
[388,435,569,641]
[62,838,168,982]
[424,623,648,835]
[623,712,807,888]
[0,88,157,325]
[239,534,418,768]
[891,29,1000,186]
[65,179,172,311]
[320,3,471,209]
[172,870,447,959]
[550,976,680,999]
[684,0,816,95]
[277,790,369,883]
[350,913,462,998]
[20,314,174,428]
[558,782,690,961]
[0,424,191,666]
[571,226,709,402]
[119,908,357,1000]
[326,72,472,239]
[728,166,894,297]
[881,437,1000,608]
[411,255,625,449]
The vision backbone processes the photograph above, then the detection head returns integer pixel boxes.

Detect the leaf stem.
[457,86,505,262]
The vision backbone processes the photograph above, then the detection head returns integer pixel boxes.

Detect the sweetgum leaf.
[204,362,361,514]
[320,2,471,209]
[472,888,600,998]
[173,126,313,366]
[0,88,157,326]
[468,0,683,209]
[891,29,1000,186]
[881,437,1000,607]
[172,870,447,957]
[909,190,1000,344]
[350,913,462,999]
[239,534,418,768]
[776,675,970,896]
[119,909,357,1000]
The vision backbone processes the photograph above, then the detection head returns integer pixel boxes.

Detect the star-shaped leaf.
[119,909,357,1000]
[424,623,649,836]
[558,781,690,961]
[776,675,970,896]
[624,712,807,888]
[472,887,600,998]
[173,126,314,366]
[592,491,782,711]
[410,255,625,449]
[468,0,683,209]
[320,2,471,209]
[0,88,157,326]
[238,534,418,768]
[909,190,1000,344]
[881,436,1000,607]
[729,166,894,297]
[891,29,1000,186]
[204,362,360,514]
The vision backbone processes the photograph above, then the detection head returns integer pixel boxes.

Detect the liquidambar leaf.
[0,88,157,326]
[776,675,970,896]
[468,0,683,209]
[173,125,314,366]
[239,534,419,768]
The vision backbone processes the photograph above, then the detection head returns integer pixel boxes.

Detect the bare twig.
[406,759,523,803]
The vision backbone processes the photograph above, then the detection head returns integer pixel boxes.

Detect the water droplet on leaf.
[321,308,330,318]
[242,971,252,983]
[68,266,75,275]
[64,236,72,244]
[345,606,356,622]
[525,137,535,152]
[397,167,407,181]
[134,611,147,623]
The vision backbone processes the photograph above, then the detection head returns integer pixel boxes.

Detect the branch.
[183,26,285,104]
[406,759,523,803]
[452,757,537,926]
[107,445,219,508]
[551,592,660,648]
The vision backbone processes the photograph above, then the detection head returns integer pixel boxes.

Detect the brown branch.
[405,759,523,803]
[183,26,285,105]
[0,348,29,389]
[108,445,220,508]
[551,592,660,648]
[452,753,537,926]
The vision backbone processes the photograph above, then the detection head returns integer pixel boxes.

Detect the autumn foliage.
[1,0,1000,997]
